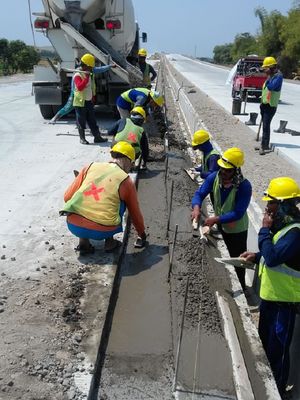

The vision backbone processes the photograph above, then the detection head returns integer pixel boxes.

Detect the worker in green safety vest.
[191,129,220,180]
[241,177,300,396]
[108,106,149,169]
[258,56,283,155]
[191,147,252,290]
[138,48,157,89]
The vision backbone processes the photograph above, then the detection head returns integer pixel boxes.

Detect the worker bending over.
[61,142,147,255]
[108,107,149,169]
[191,147,252,290]
[259,56,283,155]
[241,177,300,396]
[191,129,220,179]
[73,53,107,145]
[138,48,157,89]
[116,87,164,119]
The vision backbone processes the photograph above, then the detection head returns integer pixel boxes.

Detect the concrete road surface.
[167,54,300,170]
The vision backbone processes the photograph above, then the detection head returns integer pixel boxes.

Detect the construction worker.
[73,53,107,145]
[240,177,300,396]
[116,87,164,119]
[49,63,115,125]
[191,148,252,290]
[191,129,220,179]
[138,48,157,89]
[258,56,283,155]
[108,106,149,169]
[61,141,147,254]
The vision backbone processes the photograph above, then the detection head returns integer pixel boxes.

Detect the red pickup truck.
[231,56,266,100]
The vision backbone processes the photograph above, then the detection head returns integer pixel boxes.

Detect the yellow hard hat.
[262,177,300,201]
[262,56,277,69]
[130,106,146,120]
[111,141,135,162]
[138,48,147,57]
[218,147,244,169]
[192,130,210,146]
[81,53,95,68]
[150,90,164,107]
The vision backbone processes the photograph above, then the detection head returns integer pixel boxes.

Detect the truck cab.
[232,56,266,101]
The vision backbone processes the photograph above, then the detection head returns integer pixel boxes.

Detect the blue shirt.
[191,171,252,225]
[255,226,300,268]
[116,89,149,110]
[265,72,283,92]
[194,142,220,179]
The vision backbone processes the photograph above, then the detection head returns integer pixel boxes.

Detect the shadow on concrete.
[122,243,169,276]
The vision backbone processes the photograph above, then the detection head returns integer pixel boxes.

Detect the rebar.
[173,276,190,393]
[166,180,174,234]
[168,224,178,281]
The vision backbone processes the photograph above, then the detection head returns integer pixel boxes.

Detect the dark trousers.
[220,228,248,289]
[75,101,100,137]
[260,103,277,149]
[259,300,296,394]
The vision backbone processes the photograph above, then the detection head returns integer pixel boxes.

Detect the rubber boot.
[94,134,108,143]
[78,128,89,145]
[274,120,288,133]
[245,112,258,126]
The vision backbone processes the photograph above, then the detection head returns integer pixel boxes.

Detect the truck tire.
[39,105,55,120]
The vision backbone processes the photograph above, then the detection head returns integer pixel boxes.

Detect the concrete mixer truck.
[32,0,146,119]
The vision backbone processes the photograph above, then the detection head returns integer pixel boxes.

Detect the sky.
[0,0,295,57]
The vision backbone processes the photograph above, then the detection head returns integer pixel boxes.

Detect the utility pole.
[194,45,197,59]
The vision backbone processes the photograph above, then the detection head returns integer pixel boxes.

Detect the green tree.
[7,40,27,73]
[17,46,40,73]
[231,32,258,61]
[0,38,9,74]
[255,7,286,57]
[213,44,233,64]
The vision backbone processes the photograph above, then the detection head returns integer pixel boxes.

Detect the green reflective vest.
[73,72,96,108]
[203,150,219,173]
[121,88,150,104]
[63,162,128,226]
[213,172,248,233]
[261,80,281,108]
[114,118,144,158]
[259,223,300,302]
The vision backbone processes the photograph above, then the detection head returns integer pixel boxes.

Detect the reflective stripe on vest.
[114,118,143,157]
[63,162,128,226]
[203,149,219,173]
[258,223,300,302]
[261,80,281,108]
[213,172,248,233]
[121,88,150,104]
[73,72,96,107]
[142,64,151,87]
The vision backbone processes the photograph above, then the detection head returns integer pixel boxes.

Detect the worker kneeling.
[61,142,147,255]
[240,177,300,396]
[191,147,252,290]
[109,106,149,169]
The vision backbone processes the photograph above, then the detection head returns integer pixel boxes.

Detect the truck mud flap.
[33,85,62,105]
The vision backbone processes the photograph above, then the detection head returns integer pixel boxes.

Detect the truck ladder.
[59,21,130,83]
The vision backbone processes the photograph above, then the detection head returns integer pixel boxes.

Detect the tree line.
[0,39,40,75]
[213,3,300,78]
